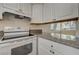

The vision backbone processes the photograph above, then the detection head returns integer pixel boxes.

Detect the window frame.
[50,20,78,41]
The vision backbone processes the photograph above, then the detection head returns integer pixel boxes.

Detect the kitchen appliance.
[3,27,29,39]
[0,27,37,55]
[0,36,37,55]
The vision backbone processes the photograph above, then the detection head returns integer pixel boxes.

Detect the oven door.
[11,37,37,55]
[11,43,32,55]
[0,36,37,55]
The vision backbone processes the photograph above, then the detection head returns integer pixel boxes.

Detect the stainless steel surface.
[3,27,30,40]
[11,43,32,55]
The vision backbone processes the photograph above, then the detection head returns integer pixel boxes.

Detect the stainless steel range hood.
[3,12,31,21]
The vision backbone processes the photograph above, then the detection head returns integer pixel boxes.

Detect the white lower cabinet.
[0,47,11,55]
[38,37,61,55]
[0,43,13,55]
[38,37,79,55]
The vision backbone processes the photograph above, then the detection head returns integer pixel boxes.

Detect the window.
[61,21,76,41]
[51,23,61,39]
[50,20,77,41]
[55,23,61,31]
[61,22,71,30]
[61,34,76,41]
[54,33,60,39]
[61,21,76,30]
[50,23,61,31]
[50,24,55,30]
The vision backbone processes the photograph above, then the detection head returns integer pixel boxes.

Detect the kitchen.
[0,3,79,55]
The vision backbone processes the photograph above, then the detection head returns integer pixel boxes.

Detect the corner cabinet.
[38,37,79,55]
[38,37,60,55]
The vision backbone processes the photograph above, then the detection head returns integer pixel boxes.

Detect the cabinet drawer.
[39,37,79,55]
[38,46,53,55]
[50,41,79,55]
[39,44,62,55]
[38,37,61,55]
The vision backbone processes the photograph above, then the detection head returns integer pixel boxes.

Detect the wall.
[0,13,30,31]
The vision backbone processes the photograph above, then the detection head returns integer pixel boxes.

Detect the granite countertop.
[38,33,79,49]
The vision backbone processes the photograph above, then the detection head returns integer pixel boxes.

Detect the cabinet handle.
[51,45,53,47]
[50,50,55,54]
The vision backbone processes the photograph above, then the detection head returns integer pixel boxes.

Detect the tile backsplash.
[0,12,30,31]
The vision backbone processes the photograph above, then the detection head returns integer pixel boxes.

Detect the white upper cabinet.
[0,3,79,20]
[18,3,32,17]
[43,3,78,21]
[31,4,43,23]
[0,4,4,19]
[2,3,20,15]
[54,3,78,20]
[0,3,32,19]
[43,4,55,22]
[3,3,19,11]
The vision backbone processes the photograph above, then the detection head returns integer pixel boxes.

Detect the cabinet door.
[0,43,13,55]
[38,46,53,55]
[0,3,4,19]
[0,47,11,55]
[0,41,16,55]
[51,41,79,55]
[43,3,78,21]
[31,4,43,23]
[43,4,55,22]
[38,37,51,55]
[38,37,79,55]
[19,3,31,17]
[2,3,21,16]
[54,3,78,19]
[3,3,19,11]
[3,3,31,17]
[38,37,60,55]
